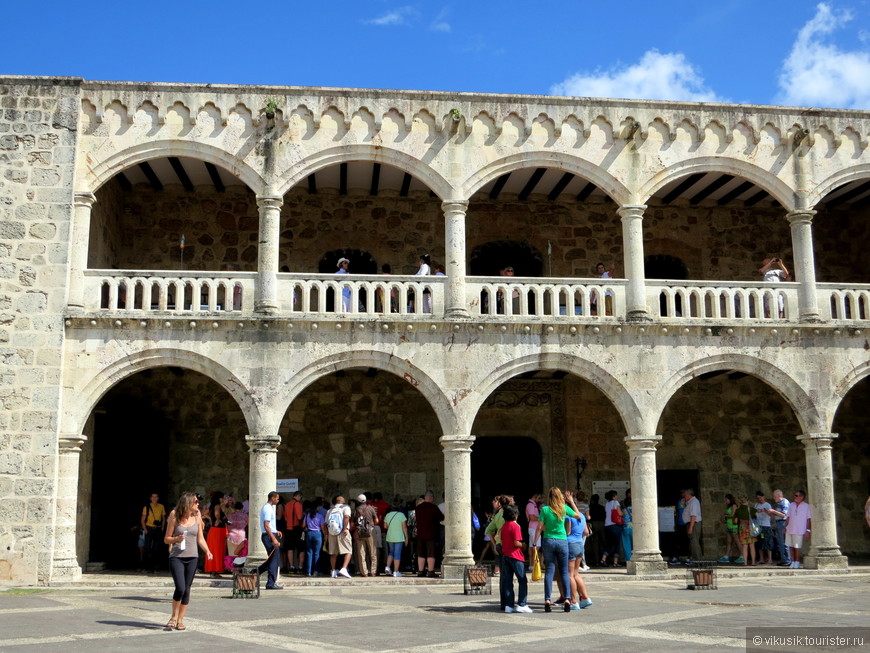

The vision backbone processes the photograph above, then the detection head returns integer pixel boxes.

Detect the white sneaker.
[330,570,337,578]
[504,606,515,613]
[385,567,391,575]
[581,565,590,571]
[515,605,533,613]
[338,568,352,578]
[393,571,402,577]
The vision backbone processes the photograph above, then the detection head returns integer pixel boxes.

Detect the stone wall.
[0,77,80,584]
[277,370,444,502]
[83,180,858,284]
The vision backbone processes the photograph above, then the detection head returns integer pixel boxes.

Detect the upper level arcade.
[69,82,870,328]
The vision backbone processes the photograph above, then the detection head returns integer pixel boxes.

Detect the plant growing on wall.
[264,99,280,119]
[449,108,462,122]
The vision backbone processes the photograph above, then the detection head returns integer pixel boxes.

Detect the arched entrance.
[81,367,247,570]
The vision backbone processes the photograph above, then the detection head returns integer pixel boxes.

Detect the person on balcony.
[760,257,790,318]
[591,262,615,316]
[336,257,352,312]
[414,254,432,313]
[496,265,518,314]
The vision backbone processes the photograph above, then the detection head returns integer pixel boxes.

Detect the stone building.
[1,75,868,586]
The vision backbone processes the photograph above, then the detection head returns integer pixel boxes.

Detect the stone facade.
[0,76,869,585]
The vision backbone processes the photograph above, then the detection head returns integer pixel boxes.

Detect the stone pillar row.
[624,435,668,577]
[67,193,96,311]
[442,200,470,319]
[616,205,651,322]
[245,433,280,562]
[50,434,88,581]
[787,210,821,322]
[440,434,476,579]
[255,196,283,314]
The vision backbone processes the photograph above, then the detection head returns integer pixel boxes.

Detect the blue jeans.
[775,520,790,563]
[500,555,528,609]
[541,538,569,602]
[305,530,322,575]
[621,526,633,561]
[605,524,623,558]
[260,533,281,587]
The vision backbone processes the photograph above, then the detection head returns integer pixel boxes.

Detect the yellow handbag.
[531,548,543,582]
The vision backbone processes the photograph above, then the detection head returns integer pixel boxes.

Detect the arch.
[653,354,823,435]
[275,350,459,436]
[828,360,870,432]
[82,140,265,195]
[274,144,455,200]
[464,353,643,436]
[461,152,631,205]
[807,163,870,209]
[63,348,262,437]
[638,157,797,211]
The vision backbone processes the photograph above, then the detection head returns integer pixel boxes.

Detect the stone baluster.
[786,210,821,322]
[617,205,651,322]
[624,435,668,577]
[255,196,283,314]
[443,200,470,319]
[246,434,280,562]
[67,192,95,311]
[798,432,848,569]
[50,434,88,581]
[440,435,475,579]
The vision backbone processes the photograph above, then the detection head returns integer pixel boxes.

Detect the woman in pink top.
[526,494,542,548]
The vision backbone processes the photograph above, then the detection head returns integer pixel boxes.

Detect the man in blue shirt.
[769,489,791,566]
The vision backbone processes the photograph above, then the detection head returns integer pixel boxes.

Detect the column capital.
[58,433,87,454]
[617,204,647,220]
[441,199,469,214]
[624,434,662,450]
[797,432,838,449]
[245,433,281,453]
[440,434,475,453]
[73,191,96,208]
[256,195,283,210]
[786,209,817,225]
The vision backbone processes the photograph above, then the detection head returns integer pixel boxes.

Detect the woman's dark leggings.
[169,556,197,605]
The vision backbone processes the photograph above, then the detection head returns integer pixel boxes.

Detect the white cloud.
[550,50,723,103]
[776,3,870,109]
[364,6,416,26]
[430,6,450,32]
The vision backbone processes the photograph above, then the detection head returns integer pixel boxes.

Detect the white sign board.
[591,480,631,498]
[658,507,676,532]
[276,478,299,493]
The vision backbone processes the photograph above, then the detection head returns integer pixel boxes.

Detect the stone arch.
[828,360,870,432]
[81,139,265,195]
[463,353,642,436]
[652,353,823,435]
[807,163,870,209]
[276,350,459,436]
[638,157,798,211]
[63,348,261,438]
[274,144,455,200]
[460,152,631,205]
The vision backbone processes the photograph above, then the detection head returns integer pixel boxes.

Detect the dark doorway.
[89,389,170,569]
[645,255,688,280]
[656,469,700,560]
[470,241,544,277]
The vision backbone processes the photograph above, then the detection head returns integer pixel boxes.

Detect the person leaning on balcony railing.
[336,257,352,312]
[591,262,616,316]
[759,257,790,318]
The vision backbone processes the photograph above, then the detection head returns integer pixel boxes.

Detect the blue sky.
[2,1,869,109]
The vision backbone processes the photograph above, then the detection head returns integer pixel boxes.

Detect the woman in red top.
[499,504,532,613]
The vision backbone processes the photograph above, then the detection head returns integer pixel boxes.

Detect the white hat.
[357,494,367,503]
[337,257,350,267]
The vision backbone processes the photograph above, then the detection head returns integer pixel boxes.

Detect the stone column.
[255,196,283,314]
[798,432,848,569]
[442,200,470,319]
[617,205,651,322]
[624,435,668,578]
[786,210,821,322]
[67,192,95,311]
[246,434,280,562]
[440,434,475,579]
[50,434,87,582]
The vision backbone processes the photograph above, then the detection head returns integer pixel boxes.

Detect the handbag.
[530,548,542,582]
[746,506,760,536]
[610,508,624,526]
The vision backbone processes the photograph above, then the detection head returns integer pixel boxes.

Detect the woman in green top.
[533,487,576,613]
[719,494,741,563]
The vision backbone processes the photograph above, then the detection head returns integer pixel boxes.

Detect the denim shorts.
[568,540,584,559]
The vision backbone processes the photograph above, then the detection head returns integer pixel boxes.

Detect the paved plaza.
[1,570,869,652]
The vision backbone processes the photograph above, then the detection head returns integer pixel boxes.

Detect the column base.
[254,302,278,315]
[799,313,823,323]
[804,553,849,571]
[626,558,669,579]
[441,552,475,581]
[50,558,83,584]
[625,310,653,323]
[445,308,471,320]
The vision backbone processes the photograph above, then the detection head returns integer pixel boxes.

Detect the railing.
[81,270,870,325]
[466,277,625,319]
[281,273,443,316]
[84,271,254,313]
[818,283,870,322]
[646,280,797,321]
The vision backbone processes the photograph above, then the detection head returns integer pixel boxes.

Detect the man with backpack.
[324,495,352,578]
[355,494,379,577]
